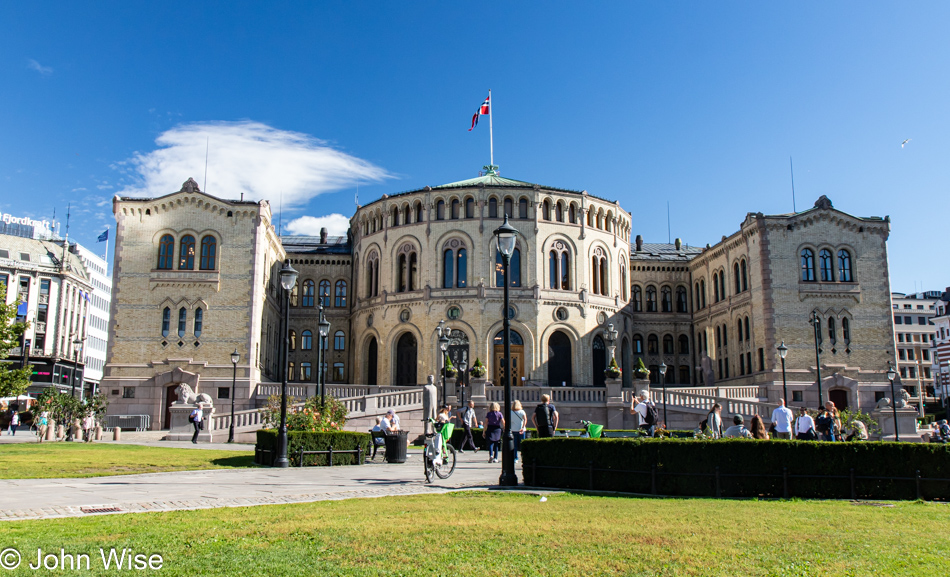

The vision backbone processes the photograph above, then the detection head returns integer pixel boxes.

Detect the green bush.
[520,438,950,500]
[445,427,691,447]
[256,429,371,466]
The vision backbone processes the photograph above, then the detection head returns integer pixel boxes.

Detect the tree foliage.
[0,283,32,398]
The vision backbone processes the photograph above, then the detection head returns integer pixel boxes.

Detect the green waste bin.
[384,430,409,463]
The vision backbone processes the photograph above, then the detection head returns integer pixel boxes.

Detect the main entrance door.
[592,336,606,388]
[164,384,179,429]
[829,389,849,410]
[493,329,524,387]
[548,330,572,386]
[446,329,470,387]
[395,333,417,386]
[367,337,378,386]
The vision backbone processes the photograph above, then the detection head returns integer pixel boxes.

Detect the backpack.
[642,402,658,426]
[534,404,555,430]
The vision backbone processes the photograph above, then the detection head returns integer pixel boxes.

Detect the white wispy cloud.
[285,214,351,237]
[27,59,53,76]
[116,121,391,207]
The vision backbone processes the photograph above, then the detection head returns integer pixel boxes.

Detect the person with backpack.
[189,405,204,444]
[532,394,558,437]
[630,390,658,437]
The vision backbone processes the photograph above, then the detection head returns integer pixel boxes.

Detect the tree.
[0,283,32,398]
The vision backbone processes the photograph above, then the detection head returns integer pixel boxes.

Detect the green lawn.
[1,492,946,576]
[0,444,254,479]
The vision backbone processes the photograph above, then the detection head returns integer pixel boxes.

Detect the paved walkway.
[0,442,512,522]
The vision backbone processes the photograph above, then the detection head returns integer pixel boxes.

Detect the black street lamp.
[659,362,668,427]
[809,311,823,407]
[318,305,330,407]
[275,262,298,468]
[228,349,239,443]
[493,215,519,486]
[886,361,900,442]
[777,340,789,406]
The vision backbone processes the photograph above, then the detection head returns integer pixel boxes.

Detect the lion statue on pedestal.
[175,383,213,406]
[874,389,912,410]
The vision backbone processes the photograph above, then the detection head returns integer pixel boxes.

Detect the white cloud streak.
[285,214,351,237]
[27,59,53,76]
[116,121,391,207]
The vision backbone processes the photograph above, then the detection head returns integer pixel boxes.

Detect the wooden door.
[494,345,524,387]
[164,384,179,429]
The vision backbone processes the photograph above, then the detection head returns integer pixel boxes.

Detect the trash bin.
[384,430,409,463]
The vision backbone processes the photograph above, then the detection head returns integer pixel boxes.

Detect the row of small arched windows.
[288,329,346,351]
[632,285,689,313]
[633,333,690,356]
[291,280,347,308]
[801,248,853,283]
[157,234,217,271]
[160,306,203,339]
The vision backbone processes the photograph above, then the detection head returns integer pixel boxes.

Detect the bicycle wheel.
[434,443,456,479]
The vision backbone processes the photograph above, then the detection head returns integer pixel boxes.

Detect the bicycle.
[423,419,457,483]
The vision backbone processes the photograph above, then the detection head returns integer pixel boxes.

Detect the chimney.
[320,227,328,244]
[674,238,682,251]
[635,235,643,252]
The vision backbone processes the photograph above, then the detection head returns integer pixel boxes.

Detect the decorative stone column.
[605,377,625,430]
[872,407,919,441]
[445,377,458,407]
[469,377,488,409]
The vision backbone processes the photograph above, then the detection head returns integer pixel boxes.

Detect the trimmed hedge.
[256,429,371,466]
[446,427,692,448]
[520,438,950,500]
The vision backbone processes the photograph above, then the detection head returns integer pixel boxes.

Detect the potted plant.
[444,355,458,378]
[469,358,487,378]
[634,357,650,379]
[605,357,622,379]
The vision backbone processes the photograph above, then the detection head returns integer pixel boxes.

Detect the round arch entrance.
[493,329,524,387]
[395,332,417,386]
[366,337,378,386]
[447,329,470,386]
[548,330,572,386]
[592,335,606,388]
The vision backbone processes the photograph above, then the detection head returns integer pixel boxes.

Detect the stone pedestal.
[605,378,625,430]
[445,377,458,406]
[872,407,919,441]
[469,378,487,408]
[166,404,215,442]
[45,420,55,441]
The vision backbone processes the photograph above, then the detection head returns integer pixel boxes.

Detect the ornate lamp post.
[318,306,330,407]
[494,215,520,486]
[275,262,298,468]
[777,341,789,406]
[605,323,618,363]
[809,311,823,407]
[458,360,468,406]
[438,324,450,406]
[658,362,668,427]
[227,349,239,443]
[886,361,900,442]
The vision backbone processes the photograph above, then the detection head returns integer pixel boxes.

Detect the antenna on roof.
[667,201,671,245]
[61,203,71,270]
[789,156,797,213]
[203,137,209,193]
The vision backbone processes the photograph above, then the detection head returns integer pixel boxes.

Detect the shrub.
[469,358,487,378]
[261,394,347,432]
[520,438,950,500]
[256,429,371,466]
[605,357,621,378]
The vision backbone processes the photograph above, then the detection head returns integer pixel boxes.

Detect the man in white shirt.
[770,399,794,440]
[458,401,479,453]
[795,407,815,440]
[190,406,203,444]
[381,409,400,433]
[630,390,657,437]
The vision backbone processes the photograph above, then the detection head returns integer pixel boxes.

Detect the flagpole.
[488,89,494,168]
[104,226,109,263]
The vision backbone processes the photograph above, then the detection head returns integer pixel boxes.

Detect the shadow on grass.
[210,455,257,468]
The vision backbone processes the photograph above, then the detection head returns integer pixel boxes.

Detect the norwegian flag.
[468,94,491,131]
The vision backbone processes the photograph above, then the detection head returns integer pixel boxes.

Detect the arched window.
[288,361,295,381]
[569,204,576,223]
[591,248,608,296]
[700,279,706,308]
[302,280,315,307]
[391,206,399,226]
[713,273,720,302]
[443,249,454,288]
[679,366,690,385]
[465,198,475,219]
[177,307,187,338]
[719,271,726,301]
[740,260,748,291]
[457,248,467,287]
[586,209,593,227]
[605,212,613,232]
[737,318,744,342]
[734,263,741,294]
[289,330,296,351]
[597,209,604,229]
[694,283,701,311]
[404,204,411,225]
[451,199,460,219]
[661,286,672,312]
[620,262,628,301]
[646,286,657,312]
[199,236,216,270]
[819,249,834,282]
[838,249,853,282]
[301,330,313,350]
[157,235,174,269]
[548,244,571,290]
[678,335,689,354]
[436,200,445,220]
[194,307,203,337]
[647,334,659,355]
[828,317,836,344]
[334,330,345,351]
[178,235,195,270]
[519,198,528,219]
[489,197,498,218]
[716,326,722,348]
[318,280,330,307]
[366,255,379,298]
[335,280,347,307]
[161,307,170,337]
[676,287,688,313]
[663,334,674,354]
[496,248,521,287]
[722,324,728,347]
[633,334,643,354]
[415,202,423,223]
[801,248,816,282]
[504,197,513,219]
[398,248,418,292]
[633,285,643,312]
[842,318,851,343]
[744,316,750,341]
[555,202,564,222]
[542,200,551,221]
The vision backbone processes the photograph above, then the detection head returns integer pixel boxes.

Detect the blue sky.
[2,2,948,293]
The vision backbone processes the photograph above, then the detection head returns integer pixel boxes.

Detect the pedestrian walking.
[795,407,817,440]
[532,394,558,437]
[189,405,204,444]
[484,402,504,463]
[36,411,48,443]
[457,400,479,453]
[511,400,527,462]
[8,411,19,436]
[770,399,794,440]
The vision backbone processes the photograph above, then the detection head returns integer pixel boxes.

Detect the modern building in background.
[890,290,941,409]
[71,243,112,390]
[929,289,950,406]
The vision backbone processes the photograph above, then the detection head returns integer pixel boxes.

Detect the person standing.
[706,403,723,439]
[82,414,95,442]
[8,411,19,436]
[770,399,794,440]
[510,400,527,462]
[36,411,48,443]
[532,394,558,438]
[484,403,504,463]
[795,407,816,440]
[457,400,479,453]
[190,405,203,444]
[815,407,834,442]
[630,391,658,437]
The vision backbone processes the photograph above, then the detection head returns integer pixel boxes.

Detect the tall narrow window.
[302,330,313,350]
[719,272,726,301]
[404,205,411,225]
[398,254,407,292]
[456,248,467,287]
[519,198,528,219]
[548,251,557,289]
[740,260,748,291]
[646,286,657,312]
[648,334,658,354]
[587,209,593,227]
[443,250,454,288]
[548,245,571,290]
[713,274,720,302]
[465,198,474,218]
[694,283,701,311]
[451,199,460,219]
[290,282,299,306]
[737,318,744,342]
[633,334,643,354]
[334,330,345,351]
[700,279,706,308]
[288,362,295,381]
[408,252,418,291]
[592,256,600,295]
[560,252,570,290]
[676,287,688,313]
[620,263,628,301]
[722,324,728,347]
[158,235,174,269]
[819,249,834,282]
[663,335,674,354]
[744,316,750,341]
[542,200,551,220]
[436,200,445,220]
[716,326,721,349]
[489,198,498,218]
[633,286,642,312]
[556,202,564,222]
[661,287,672,312]
[391,207,399,226]
[801,249,816,282]
[318,280,330,307]
[179,235,195,270]
[178,307,187,338]
[301,362,311,381]
[838,250,853,282]
[415,202,423,223]
[194,307,203,337]
[302,280,315,307]
[199,236,216,270]
[509,248,521,287]
[734,263,741,294]
[679,335,689,354]
[504,197,513,218]
[161,307,170,337]
[828,317,836,344]
[599,256,608,296]
[335,280,347,307]
[569,204,576,223]
[842,318,851,343]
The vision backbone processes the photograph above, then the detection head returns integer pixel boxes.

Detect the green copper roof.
[431,165,580,193]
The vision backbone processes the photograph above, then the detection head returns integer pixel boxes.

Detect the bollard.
[94,426,102,441]
[45,421,55,441]
[113,427,121,441]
